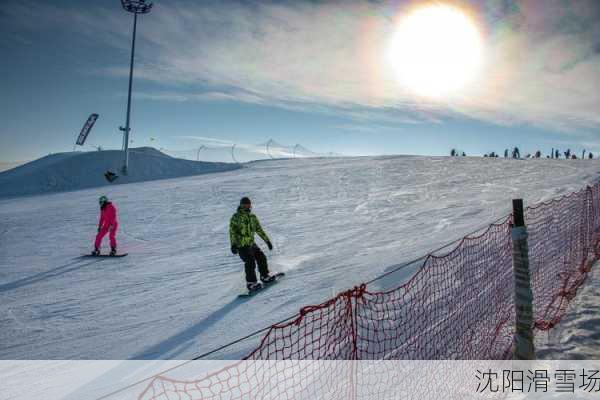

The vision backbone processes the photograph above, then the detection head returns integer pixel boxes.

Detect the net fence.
[139,182,600,399]
[526,187,599,330]
[159,141,335,164]
[356,217,514,360]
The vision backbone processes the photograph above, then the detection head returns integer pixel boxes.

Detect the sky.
[0,0,599,162]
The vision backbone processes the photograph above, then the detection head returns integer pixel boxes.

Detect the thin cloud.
[5,0,600,140]
[334,123,403,133]
[134,90,266,105]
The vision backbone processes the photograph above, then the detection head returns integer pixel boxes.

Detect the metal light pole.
[119,0,153,175]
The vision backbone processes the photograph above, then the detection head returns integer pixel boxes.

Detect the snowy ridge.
[0,147,242,198]
[160,140,333,163]
[0,161,26,172]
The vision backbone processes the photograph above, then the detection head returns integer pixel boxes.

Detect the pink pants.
[95,223,118,249]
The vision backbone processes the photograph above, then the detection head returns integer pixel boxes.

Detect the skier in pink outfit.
[92,195,119,256]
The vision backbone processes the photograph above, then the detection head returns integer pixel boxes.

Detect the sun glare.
[387,4,484,99]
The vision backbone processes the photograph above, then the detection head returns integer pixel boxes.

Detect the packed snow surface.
[537,265,600,359]
[1,155,599,359]
[0,147,241,198]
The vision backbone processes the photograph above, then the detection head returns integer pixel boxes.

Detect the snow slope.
[1,156,599,360]
[0,147,241,198]
[0,161,26,173]
[537,263,600,359]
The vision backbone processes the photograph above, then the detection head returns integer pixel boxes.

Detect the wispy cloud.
[334,123,403,133]
[134,90,266,105]
[4,0,600,139]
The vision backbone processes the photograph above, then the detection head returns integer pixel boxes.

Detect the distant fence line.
[159,139,341,163]
[138,181,600,399]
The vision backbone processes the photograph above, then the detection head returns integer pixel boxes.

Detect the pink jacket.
[99,202,118,228]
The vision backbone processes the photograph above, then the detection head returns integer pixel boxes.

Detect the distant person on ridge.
[230,197,274,291]
[92,196,119,256]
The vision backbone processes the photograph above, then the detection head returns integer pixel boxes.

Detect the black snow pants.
[238,244,269,283]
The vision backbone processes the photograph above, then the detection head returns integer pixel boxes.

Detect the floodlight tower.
[119,0,153,175]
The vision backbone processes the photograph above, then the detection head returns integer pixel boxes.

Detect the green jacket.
[229,207,271,248]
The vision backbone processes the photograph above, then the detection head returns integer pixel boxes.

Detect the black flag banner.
[76,113,99,146]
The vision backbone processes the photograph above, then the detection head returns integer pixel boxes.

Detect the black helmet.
[240,197,251,205]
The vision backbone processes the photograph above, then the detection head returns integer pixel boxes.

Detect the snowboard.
[104,170,119,183]
[238,272,285,298]
[83,253,128,258]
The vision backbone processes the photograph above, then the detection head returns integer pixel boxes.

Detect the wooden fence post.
[512,199,536,359]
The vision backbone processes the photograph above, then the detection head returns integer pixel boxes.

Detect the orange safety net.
[140,183,600,399]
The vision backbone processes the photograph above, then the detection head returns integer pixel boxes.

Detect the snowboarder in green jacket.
[230,197,274,290]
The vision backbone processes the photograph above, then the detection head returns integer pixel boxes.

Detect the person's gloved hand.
[97,226,101,233]
[231,245,238,255]
[266,241,273,251]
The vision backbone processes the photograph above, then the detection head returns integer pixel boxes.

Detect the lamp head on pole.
[121,0,153,14]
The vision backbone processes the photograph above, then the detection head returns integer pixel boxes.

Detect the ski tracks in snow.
[2,156,600,359]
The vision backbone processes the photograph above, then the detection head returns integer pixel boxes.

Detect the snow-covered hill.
[0,155,599,360]
[0,161,26,173]
[0,147,241,198]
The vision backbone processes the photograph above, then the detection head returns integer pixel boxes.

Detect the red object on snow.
[94,202,119,250]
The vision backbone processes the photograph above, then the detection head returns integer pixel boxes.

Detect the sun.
[387,3,484,99]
